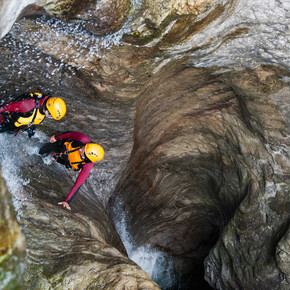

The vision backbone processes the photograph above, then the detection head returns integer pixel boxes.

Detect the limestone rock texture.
[0,0,289,289]
[40,0,131,35]
[204,66,290,289]
[0,0,36,38]
[20,189,159,289]
[0,17,159,288]
[124,0,218,45]
[0,170,25,287]
[110,60,290,288]
[38,0,218,44]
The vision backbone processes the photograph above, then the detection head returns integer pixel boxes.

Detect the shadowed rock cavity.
[204,66,290,289]
[110,60,290,288]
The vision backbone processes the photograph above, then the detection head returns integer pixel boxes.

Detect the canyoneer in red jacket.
[39,131,104,210]
[0,92,66,137]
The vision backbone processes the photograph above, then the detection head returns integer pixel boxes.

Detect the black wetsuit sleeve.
[39,139,66,154]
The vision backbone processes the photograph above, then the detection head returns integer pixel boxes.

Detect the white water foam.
[0,131,48,213]
[0,134,27,211]
[113,199,177,289]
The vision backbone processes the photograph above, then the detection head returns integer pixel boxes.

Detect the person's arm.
[58,162,94,210]
[55,132,91,143]
[0,99,35,114]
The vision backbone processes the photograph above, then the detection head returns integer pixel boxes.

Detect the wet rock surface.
[204,66,290,289]
[0,0,289,289]
[111,61,290,288]
[0,19,159,288]
[0,170,25,288]
[41,0,131,35]
[20,180,159,289]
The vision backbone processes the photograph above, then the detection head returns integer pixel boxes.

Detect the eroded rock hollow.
[110,61,290,288]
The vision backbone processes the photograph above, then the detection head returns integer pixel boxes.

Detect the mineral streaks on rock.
[123,0,218,46]
[111,60,290,287]
[175,0,217,15]
[204,66,290,289]
[1,0,217,41]
[21,192,160,289]
[41,0,131,35]
[0,0,288,288]
[112,60,247,265]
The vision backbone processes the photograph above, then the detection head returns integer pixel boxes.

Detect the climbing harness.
[50,142,87,170]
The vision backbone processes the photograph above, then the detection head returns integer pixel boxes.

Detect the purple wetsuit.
[55,132,95,204]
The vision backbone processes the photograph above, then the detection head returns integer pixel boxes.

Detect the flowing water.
[0,0,289,289]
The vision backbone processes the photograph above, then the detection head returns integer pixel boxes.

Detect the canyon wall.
[0,0,289,289]
[110,61,290,288]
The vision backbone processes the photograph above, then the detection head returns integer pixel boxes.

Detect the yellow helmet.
[46,97,66,120]
[85,143,104,162]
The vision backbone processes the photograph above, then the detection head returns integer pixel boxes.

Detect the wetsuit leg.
[0,114,14,133]
[27,125,36,138]
[39,140,66,154]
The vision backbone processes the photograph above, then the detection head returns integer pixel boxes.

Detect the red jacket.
[55,132,95,204]
[0,96,48,114]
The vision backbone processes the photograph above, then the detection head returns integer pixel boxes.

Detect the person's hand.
[50,135,57,143]
[58,201,71,210]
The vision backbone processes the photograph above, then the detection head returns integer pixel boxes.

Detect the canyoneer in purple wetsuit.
[39,131,104,210]
[0,92,66,137]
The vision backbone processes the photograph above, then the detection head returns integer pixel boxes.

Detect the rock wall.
[110,60,290,288]
[204,66,290,289]
[41,0,131,35]
[0,0,289,289]
[0,0,36,38]
[0,169,25,288]
[0,17,159,288]
[20,182,160,289]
